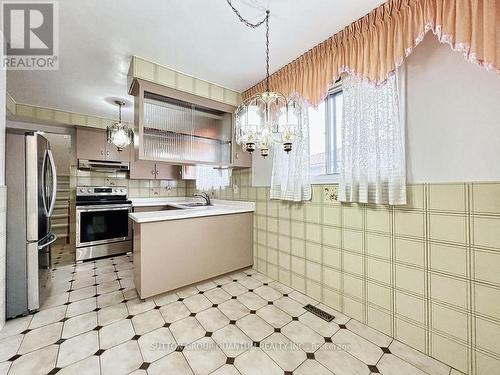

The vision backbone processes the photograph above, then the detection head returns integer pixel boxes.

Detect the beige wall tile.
[474,284,500,319]
[476,350,500,375]
[396,291,425,323]
[305,223,321,243]
[157,66,176,87]
[323,287,341,310]
[210,85,224,102]
[291,238,305,257]
[428,183,466,212]
[431,333,469,374]
[306,261,321,282]
[305,242,321,263]
[431,304,468,341]
[473,216,500,249]
[367,282,392,310]
[305,204,321,223]
[323,205,341,226]
[429,214,467,244]
[368,306,392,336]
[343,274,363,299]
[394,211,425,238]
[366,207,391,233]
[323,227,341,248]
[396,319,426,352]
[472,183,500,214]
[194,79,210,97]
[291,221,305,240]
[267,201,278,217]
[405,184,425,210]
[290,204,304,221]
[278,219,291,236]
[134,58,155,80]
[343,206,364,229]
[396,265,425,295]
[395,238,425,267]
[323,246,341,269]
[431,274,468,309]
[474,249,500,285]
[324,267,341,290]
[476,317,500,355]
[430,244,468,277]
[366,234,391,260]
[343,296,364,321]
[291,256,305,275]
[267,217,278,233]
[279,252,291,269]
[343,252,363,276]
[306,280,322,301]
[343,229,363,253]
[278,268,291,285]
[291,274,306,293]
[278,235,291,253]
[367,258,391,284]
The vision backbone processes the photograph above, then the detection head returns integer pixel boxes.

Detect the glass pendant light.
[228,1,303,158]
[107,100,133,152]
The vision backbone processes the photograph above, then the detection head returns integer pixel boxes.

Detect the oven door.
[76,204,132,248]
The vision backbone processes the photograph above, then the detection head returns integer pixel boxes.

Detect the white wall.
[252,34,500,186]
[405,35,500,183]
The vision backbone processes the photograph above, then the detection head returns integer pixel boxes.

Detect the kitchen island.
[129,198,255,299]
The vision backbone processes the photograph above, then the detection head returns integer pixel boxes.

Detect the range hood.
[78,159,130,172]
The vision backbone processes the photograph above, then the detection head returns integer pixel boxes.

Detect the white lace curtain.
[270,100,311,202]
[195,165,231,191]
[339,74,406,205]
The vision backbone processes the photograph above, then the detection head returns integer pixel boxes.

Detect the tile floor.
[0,254,462,375]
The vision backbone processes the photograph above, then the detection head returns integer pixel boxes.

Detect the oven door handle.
[76,205,132,212]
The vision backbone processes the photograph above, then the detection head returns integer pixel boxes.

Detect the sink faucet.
[193,192,211,206]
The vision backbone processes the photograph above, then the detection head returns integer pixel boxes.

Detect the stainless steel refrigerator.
[6,131,58,318]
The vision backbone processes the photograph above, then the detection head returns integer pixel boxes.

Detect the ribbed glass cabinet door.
[142,93,232,165]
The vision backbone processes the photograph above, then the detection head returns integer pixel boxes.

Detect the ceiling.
[7,0,386,122]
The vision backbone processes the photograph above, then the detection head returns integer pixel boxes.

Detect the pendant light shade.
[227,1,303,158]
[107,100,133,152]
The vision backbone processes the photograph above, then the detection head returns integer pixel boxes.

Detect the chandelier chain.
[226,0,270,92]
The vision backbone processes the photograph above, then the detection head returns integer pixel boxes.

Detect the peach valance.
[243,0,500,105]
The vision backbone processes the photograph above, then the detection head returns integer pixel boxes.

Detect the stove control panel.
[76,186,128,196]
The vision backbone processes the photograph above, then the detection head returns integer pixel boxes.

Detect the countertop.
[129,198,255,223]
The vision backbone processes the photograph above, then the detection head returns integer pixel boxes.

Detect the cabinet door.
[129,159,157,179]
[231,143,252,168]
[155,163,181,180]
[181,165,196,180]
[76,128,106,161]
[106,142,131,162]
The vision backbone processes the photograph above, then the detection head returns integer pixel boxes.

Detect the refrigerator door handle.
[37,232,57,250]
[46,149,58,217]
[41,149,49,217]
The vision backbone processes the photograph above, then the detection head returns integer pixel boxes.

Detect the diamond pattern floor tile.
[0,255,456,375]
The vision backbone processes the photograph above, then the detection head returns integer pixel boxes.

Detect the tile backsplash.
[70,167,187,198]
[189,170,500,375]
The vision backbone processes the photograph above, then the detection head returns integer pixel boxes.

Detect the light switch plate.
[233,185,239,194]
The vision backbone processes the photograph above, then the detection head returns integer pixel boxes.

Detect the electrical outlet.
[324,186,338,203]
[233,184,239,194]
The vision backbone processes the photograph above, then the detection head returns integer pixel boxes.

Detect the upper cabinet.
[130,79,250,168]
[76,127,130,162]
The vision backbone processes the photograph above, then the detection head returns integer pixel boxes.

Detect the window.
[309,85,343,182]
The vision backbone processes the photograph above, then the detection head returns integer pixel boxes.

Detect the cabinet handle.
[106,150,110,156]
[235,152,239,160]
[100,150,104,155]
[151,170,156,175]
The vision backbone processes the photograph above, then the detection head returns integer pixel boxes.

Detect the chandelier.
[106,100,133,152]
[227,1,303,158]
